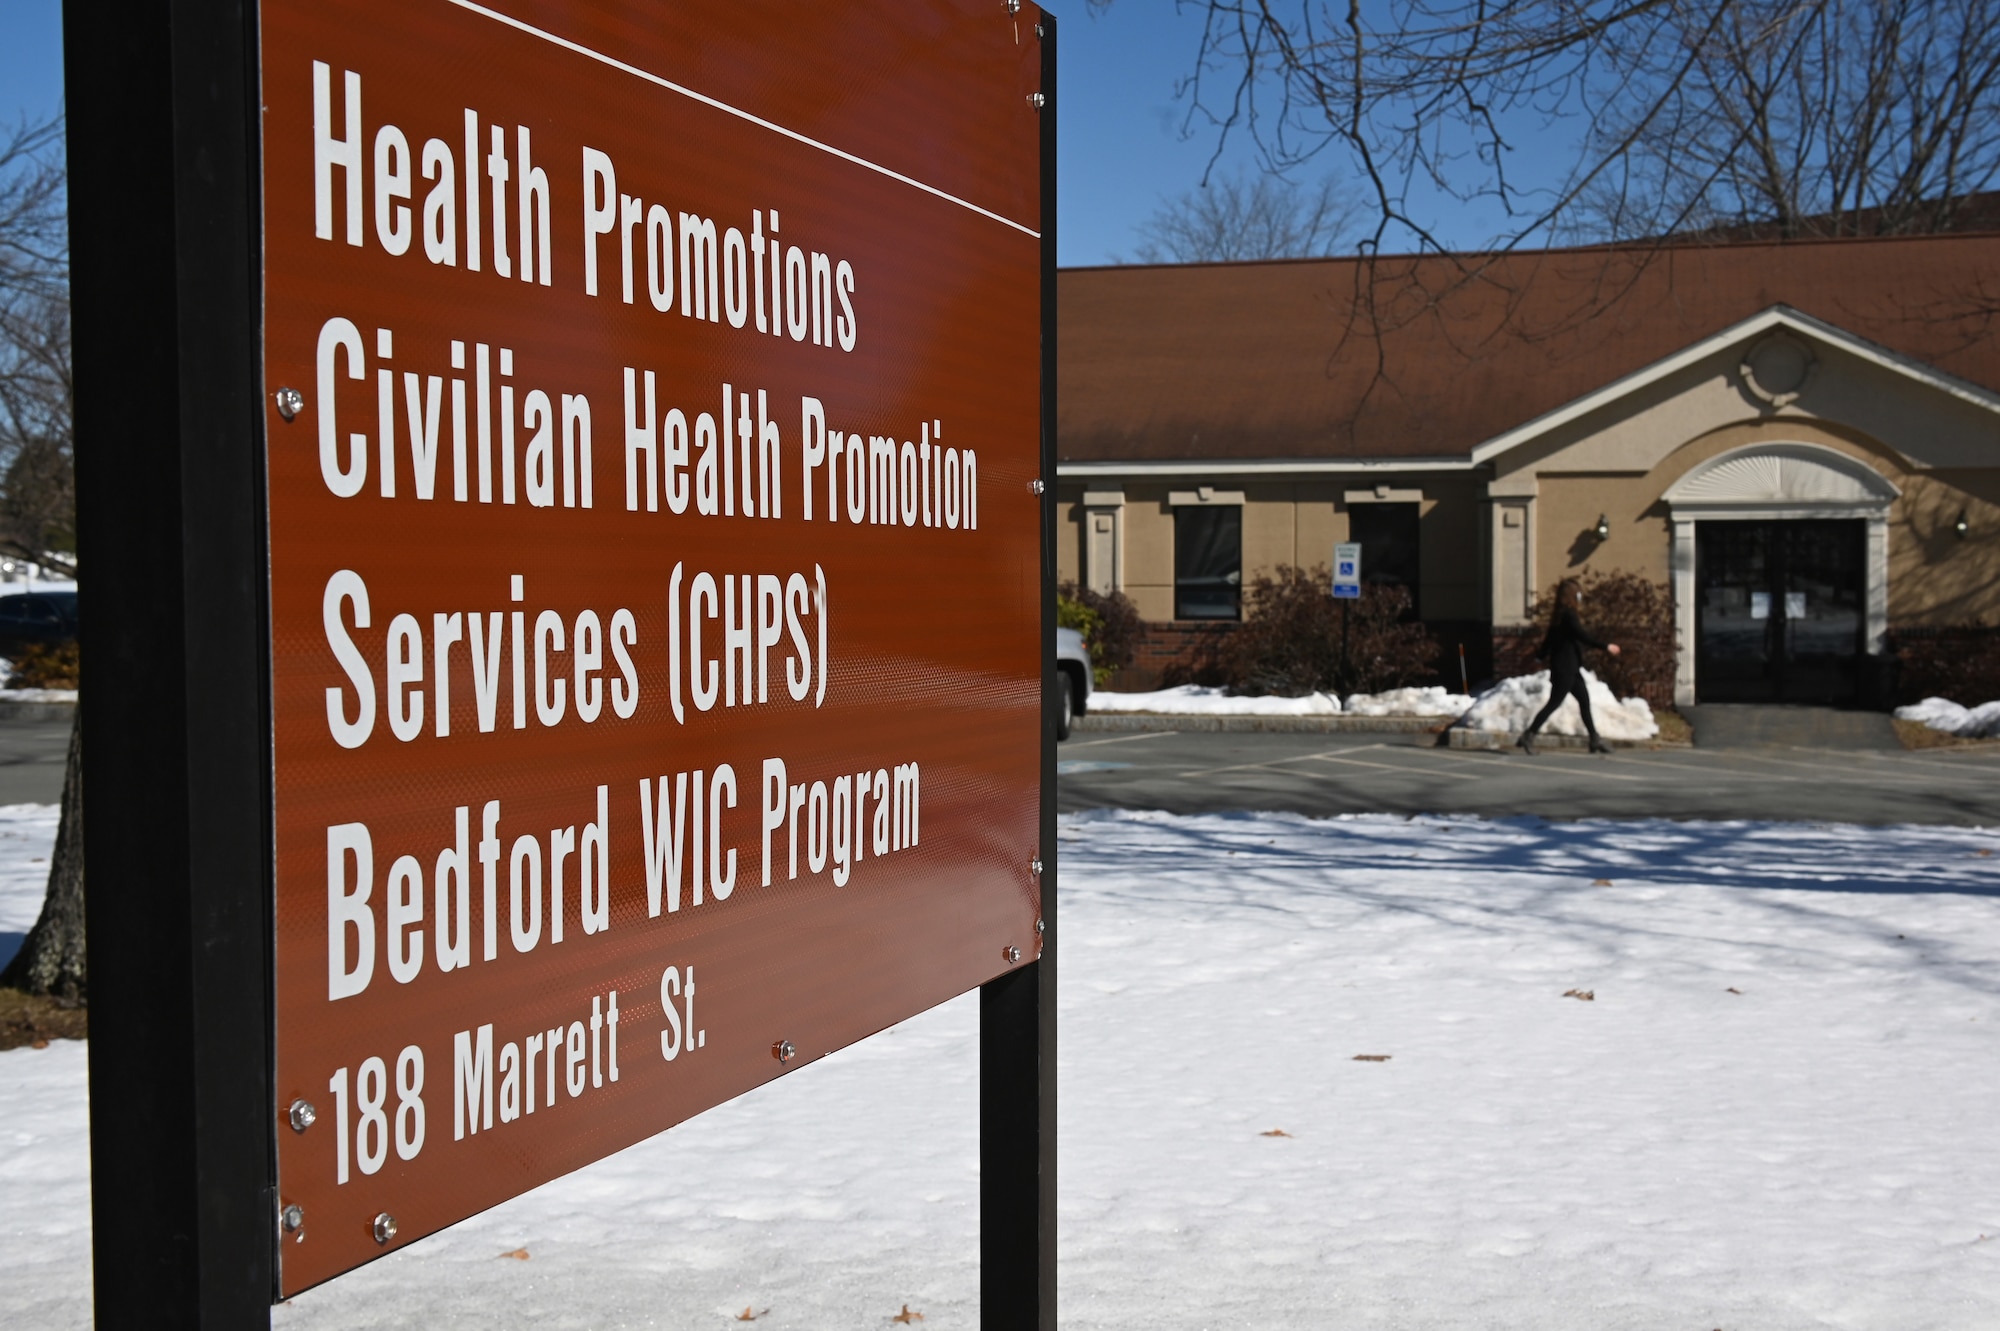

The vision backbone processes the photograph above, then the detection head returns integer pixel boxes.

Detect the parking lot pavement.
[1057,728,2000,826]
[0,716,73,806]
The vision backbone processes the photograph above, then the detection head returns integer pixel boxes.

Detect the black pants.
[1527,667,1598,738]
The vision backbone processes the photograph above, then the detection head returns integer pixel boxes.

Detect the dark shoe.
[1588,737,1612,755]
[1516,732,1538,756]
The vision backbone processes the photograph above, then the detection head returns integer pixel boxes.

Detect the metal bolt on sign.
[372,1213,398,1246]
[287,1098,316,1132]
[1029,478,1045,494]
[1003,944,1022,964]
[1029,857,1043,876]
[281,1204,304,1233]
[1027,92,1045,110]
[1034,918,1045,936]
[272,386,303,421]
[773,1039,796,1064]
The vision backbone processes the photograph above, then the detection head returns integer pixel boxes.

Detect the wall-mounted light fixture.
[1594,514,1610,541]
[1956,509,1970,540]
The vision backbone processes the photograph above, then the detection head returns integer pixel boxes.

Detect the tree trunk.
[2,702,83,1002]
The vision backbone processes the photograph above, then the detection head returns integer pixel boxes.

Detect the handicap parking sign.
[1333,542,1362,599]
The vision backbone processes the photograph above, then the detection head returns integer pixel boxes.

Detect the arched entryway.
[1663,442,1898,706]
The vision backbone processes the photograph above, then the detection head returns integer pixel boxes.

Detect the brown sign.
[261,0,1046,1293]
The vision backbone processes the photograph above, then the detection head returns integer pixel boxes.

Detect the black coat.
[1539,606,1606,677]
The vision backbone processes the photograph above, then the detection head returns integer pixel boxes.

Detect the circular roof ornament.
[1739,333,1817,408]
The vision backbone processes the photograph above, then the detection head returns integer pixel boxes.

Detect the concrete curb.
[1445,727,1690,752]
[1074,712,1449,735]
[0,700,75,722]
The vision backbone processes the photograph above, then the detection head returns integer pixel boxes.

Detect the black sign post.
[982,19,1060,1330]
[71,0,277,1323]
[69,1,1055,1327]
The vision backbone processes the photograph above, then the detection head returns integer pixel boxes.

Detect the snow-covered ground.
[1898,696,2000,739]
[8,806,2000,1327]
[0,803,62,951]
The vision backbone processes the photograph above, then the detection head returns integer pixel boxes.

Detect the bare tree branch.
[1158,0,2000,251]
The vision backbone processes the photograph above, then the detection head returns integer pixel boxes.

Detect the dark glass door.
[1349,502,1421,618]
[1695,519,1865,702]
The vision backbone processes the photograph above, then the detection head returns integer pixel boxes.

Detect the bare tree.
[0,114,82,1004]
[1130,170,1357,262]
[0,114,73,575]
[1576,1,2000,241]
[1165,1,2000,254]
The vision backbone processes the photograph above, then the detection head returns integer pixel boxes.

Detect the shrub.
[1514,569,1674,707]
[8,641,77,689]
[1057,583,1143,687]
[1221,565,1438,696]
[1888,627,2000,706]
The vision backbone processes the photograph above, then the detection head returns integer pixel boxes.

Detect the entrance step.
[1681,704,1898,750]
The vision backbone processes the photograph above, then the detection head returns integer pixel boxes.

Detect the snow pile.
[13,806,2000,1327]
[1895,696,2000,739]
[1088,684,1341,715]
[1458,668,1657,739]
[1090,683,1475,718]
[1341,685,1473,717]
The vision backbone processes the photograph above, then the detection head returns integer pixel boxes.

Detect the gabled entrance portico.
[1664,442,1898,707]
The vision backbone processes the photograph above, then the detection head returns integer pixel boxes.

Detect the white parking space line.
[1706,749,1948,786]
[1813,747,2000,775]
[1063,731,1179,751]
[1483,754,1657,782]
[1300,752,1484,782]
[1175,748,1361,779]
[1590,751,1826,783]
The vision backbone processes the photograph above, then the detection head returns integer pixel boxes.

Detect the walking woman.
[1518,578,1621,756]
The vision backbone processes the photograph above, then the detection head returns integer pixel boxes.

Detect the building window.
[1175,505,1241,620]
[1349,502,1421,618]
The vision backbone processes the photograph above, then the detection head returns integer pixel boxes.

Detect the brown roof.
[1058,233,2000,463]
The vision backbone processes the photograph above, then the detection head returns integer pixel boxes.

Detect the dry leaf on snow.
[891,1305,925,1324]
[1592,878,1613,886]
[1352,1054,1392,1062]
[498,1249,529,1261]
[1260,1128,1292,1137]
[1562,989,1595,1001]
[735,1309,769,1322]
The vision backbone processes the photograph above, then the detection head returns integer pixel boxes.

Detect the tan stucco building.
[1057,235,2000,705]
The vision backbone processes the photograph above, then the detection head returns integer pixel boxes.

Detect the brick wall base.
[1109,618,1497,694]
[1110,621,1239,691]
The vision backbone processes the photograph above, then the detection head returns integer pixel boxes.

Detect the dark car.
[0,590,78,658]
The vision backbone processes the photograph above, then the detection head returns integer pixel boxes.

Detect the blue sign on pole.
[1333,541,1362,600]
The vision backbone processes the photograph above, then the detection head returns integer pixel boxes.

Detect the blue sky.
[0,0,1541,265]
[0,0,61,136]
